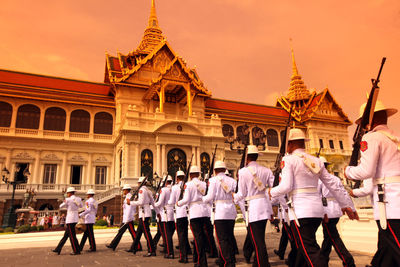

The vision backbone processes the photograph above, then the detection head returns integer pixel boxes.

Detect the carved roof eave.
[322,88,352,124]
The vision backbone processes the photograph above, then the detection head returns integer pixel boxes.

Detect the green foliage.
[30,225,37,231]
[4,227,13,233]
[95,219,108,226]
[37,225,44,231]
[0,228,4,233]
[17,225,31,233]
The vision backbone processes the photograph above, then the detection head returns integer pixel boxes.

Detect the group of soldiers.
[52,100,400,267]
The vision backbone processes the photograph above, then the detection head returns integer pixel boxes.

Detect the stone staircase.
[94,187,121,204]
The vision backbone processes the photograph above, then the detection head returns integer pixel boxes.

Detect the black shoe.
[209,254,218,258]
[175,245,180,249]
[70,252,80,255]
[285,259,289,265]
[159,243,165,247]
[365,265,373,267]
[143,252,156,257]
[194,264,200,267]
[245,257,251,264]
[125,249,134,253]
[274,249,284,260]
[179,258,189,263]
[137,247,143,251]
[106,244,115,251]
[164,254,174,259]
[187,249,193,255]
[87,249,96,252]
[52,249,60,255]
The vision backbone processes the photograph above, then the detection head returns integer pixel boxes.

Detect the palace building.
[0,0,353,223]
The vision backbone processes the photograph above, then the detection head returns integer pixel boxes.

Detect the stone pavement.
[0,229,373,267]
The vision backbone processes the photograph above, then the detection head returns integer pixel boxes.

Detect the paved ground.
[0,226,373,267]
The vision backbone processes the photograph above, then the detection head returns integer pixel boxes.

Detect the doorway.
[167,148,187,179]
[70,165,82,184]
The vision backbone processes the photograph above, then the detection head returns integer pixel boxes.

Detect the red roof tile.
[0,69,111,96]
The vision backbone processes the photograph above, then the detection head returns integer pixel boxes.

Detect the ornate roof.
[287,48,310,103]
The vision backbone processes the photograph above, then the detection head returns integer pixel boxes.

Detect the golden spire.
[136,0,164,54]
[287,43,310,103]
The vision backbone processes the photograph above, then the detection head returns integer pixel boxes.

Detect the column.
[60,152,68,185]
[110,153,115,186]
[10,106,17,134]
[159,86,165,113]
[191,146,196,166]
[134,144,139,177]
[161,145,166,174]
[156,144,161,176]
[5,149,12,172]
[187,87,192,116]
[33,150,41,185]
[89,112,95,137]
[196,146,200,167]
[87,153,93,185]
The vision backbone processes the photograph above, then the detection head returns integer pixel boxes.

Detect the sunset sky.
[1,0,399,133]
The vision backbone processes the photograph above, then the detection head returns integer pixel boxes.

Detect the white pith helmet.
[122,184,131,190]
[138,176,146,183]
[66,187,76,193]
[189,166,200,174]
[214,160,226,169]
[355,100,397,124]
[166,175,173,182]
[288,128,309,141]
[176,170,185,177]
[247,145,258,155]
[319,156,328,164]
[86,189,95,195]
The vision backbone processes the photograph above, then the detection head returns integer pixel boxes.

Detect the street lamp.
[2,166,30,228]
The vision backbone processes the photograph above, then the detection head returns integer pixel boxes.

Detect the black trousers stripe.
[79,223,96,251]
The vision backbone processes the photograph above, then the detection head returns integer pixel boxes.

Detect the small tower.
[286,48,310,109]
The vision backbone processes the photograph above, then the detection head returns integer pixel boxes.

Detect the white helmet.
[176,170,185,177]
[189,165,200,174]
[355,100,397,124]
[166,175,173,182]
[138,176,146,183]
[319,156,328,164]
[247,145,258,155]
[288,128,309,141]
[214,160,226,169]
[86,189,95,195]
[122,184,131,190]
[66,187,76,193]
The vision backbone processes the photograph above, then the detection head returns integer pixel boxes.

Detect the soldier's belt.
[214,199,233,204]
[189,201,203,207]
[326,197,336,201]
[374,176,400,185]
[245,194,266,201]
[289,187,318,197]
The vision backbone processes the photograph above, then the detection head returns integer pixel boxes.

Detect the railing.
[94,187,121,204]
[0,184,115,192]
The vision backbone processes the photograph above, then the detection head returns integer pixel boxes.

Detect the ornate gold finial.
[290,39,299,77]
[148,0,160,29]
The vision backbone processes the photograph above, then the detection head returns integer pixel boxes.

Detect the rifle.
[179,154,194,200]
[204,145,218,195]
[155,173,168,202]
[272,105,293,187]
[130,172,152,201]
[349,57,386,189]
[235,145,248,193]
[316,147,322,158]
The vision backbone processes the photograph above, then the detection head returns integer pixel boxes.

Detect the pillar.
[161,145,166,174]
[156,144,161,176]
[196,146,200,167]
[33,150,41,185]
[191,146,196,166]
[90,112,95,136]
[123,143,129,178]
[187,87,192,116]
[159,86,165,113]
[60,152,68,185]
[87,153,92,185]
[134,144,139,177]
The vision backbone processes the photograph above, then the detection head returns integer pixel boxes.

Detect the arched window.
[44,107,66,131]
[94,112,113,135]
[70,109,90,133]
[167,148,186,178]
[236,125,250,145]
[0,101,12,127]
[16,104,40,129]
[141,149,153,176]
[222,124,234,143]
[252,126,266,149]
[200,152,210,178]
[266,129,279,147]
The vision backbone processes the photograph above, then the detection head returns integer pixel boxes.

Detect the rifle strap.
[247,166,266,191]
[293,153,321,174]
[217,176,231,193]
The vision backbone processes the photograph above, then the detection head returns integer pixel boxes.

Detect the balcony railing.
[0,184,115,192]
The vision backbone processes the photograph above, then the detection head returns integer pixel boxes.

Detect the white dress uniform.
[203,171,237,267]
[60,195,83,224]
[168,181,188,219]
[132,186,154,219]
[345,124,400,266]
[79,196,98,251]
[318,176,350,219]
[235,161,274,223]
[352,178,374,198]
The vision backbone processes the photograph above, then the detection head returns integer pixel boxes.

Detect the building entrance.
[167,148,187,179]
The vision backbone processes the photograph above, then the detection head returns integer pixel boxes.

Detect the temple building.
[0,0,353,223]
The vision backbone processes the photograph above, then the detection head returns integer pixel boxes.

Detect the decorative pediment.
[42,153,60,161]
[13,152,34,160]
[94,156,110,163]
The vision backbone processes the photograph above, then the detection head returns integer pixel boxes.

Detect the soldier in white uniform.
[154,175,175,259]
[234,145,274,267]
[168,170,191,263]
[270,128,357,267]
[318,157,355,267]
[131,177,156,257]
[53,187,83,255]
[107,184,142,252]
[79,189,98,252]
[177,166,209,267]
[202,161,237,267]
[345,101,400,267]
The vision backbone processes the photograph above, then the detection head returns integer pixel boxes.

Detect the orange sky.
[1,0,399,133]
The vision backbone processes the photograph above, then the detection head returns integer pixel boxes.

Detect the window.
[0,101,12,127]
[15,163,29,183]
[200,152,210,178]
[16,104,40,129]
[44,107,66,131]
[222,124,234,143]
[70,109,90,133]
[95,166,107,184]
[43,164,57,184]
[252,127,266,149]
[70,165,82,184]
[329,140,335,149]
[140,149,153,176]
[94,112,113,135]
[236,125,250,145]
[339,140,344,150]
[319,139,324,148]
[266,129,279,147]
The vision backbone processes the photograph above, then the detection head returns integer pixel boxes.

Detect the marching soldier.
[202,161,237,267]
[53,187,83,255]
[203,203,218,259]
[106,184,142,252]
[154,175,175,259]
[131,176,156,257]
[168,170,191,263]
[234,145,274,267]
[318,157,355,267]
[79,189,98,252]
[177,165,209,267]
[345,101,400,267]
[270,128,357,267]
